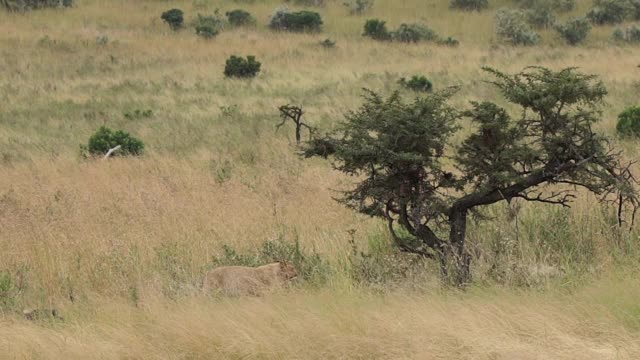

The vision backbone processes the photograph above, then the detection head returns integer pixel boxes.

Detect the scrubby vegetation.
[398,75,433,92]
[226,9,255,27]
[616,105,640,137]
[496,8,540,45]
[269,7,323,32]
[83,126,144,157]
[224,55,261,78]
[161,8,184,30]
[555,17,591,45]
[1,0,640,358]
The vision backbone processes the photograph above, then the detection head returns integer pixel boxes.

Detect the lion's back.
[203,265,279,296]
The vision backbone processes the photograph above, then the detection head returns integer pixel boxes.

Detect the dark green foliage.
[526,3,556,29]
[320,38,336,48]
[2,0,72,11]
[399,75,433,92]
[496,9,540,45]
[363,18,392,40]
[303,67,638,285]
[449,0,488,11]
[284,11,323,32]
[193,14,224,39]
[587,0,634,25]
[211,238,330,284]
[224,55,261,78]
[614,24,640,42]
[392,23,438,43]
[86,126,144,156]
[344,0,374,15]
[437,36,460,46]
[161,8,184,30]
[124,109,153,120]
[0,272,16,311]
[269,8,323,32]
[616,106,640,137]
[555,17,591,45]
[226,9,255,27]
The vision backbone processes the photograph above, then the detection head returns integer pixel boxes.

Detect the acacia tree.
[303,67,638,285]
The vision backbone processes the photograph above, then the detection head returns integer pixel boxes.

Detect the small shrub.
[344,0,374,15]
[224,55,261,78]
[285,11,323,32]
[496,8,540,46]
[289,0,326,6]
[437,36,460,46]
[2,0,72,11]
[587,0,634,25]
[269,6,290,30]
[613,27,626,41]
[363,18,392,40]
[193,13,224,39]
[555,17,591,45]
[450,0,489,11]
[526,4,556,29]
[392,23,438,43]
[269,7,323,32]
[627,24,640,41]
[85,126,144,157]
[616,106,640,137]
[226,9,255,27]
[0,272,16,311]
[320,38,336,48]
[124,109,153,120]
[161,8,184,30]
[552,0,576,12]
[399,75,433,92]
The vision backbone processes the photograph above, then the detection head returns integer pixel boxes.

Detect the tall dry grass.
[1,0,640,358]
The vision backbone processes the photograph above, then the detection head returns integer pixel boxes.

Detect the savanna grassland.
[1,0,640,358]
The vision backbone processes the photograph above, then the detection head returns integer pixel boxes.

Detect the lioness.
[203,262,297,296]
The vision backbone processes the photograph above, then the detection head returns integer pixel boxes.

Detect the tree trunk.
[447,209,471,286]
[295,124,301,144]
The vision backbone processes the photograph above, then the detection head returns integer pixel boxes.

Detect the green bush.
[392,23,438,43]
[161,8,184,30]
[616,106,640,138]
[614,24,640,42]
[496,8,540,46]
[399,75,433,92]
[344,0,374,15]
[224,55,261,78]
[2,0,72,11]
[269,7,323,32]
[320,38,336,48]
[526,3,556,29]
[226,9,255,27]
[587,0,634,25]
[85,126,145,157]
[437,36,460,46]
[555,17,591,45]
[0,272,16,311]
[363,18,392,40]
[193,14,224,39]
[450,0,488,11]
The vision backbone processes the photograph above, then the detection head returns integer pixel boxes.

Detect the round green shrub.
[161,8,184,30]
[450,0,488,11]
[555,17,591,45]
[392,23,438,43]
[399,75,433,92]
[224,55,261,78]
[226,9,255,27]
[616,106,640,138]
[587,0,633,25]
[269,7,323,32]
[363,19,391,40]
[87,126,144,156]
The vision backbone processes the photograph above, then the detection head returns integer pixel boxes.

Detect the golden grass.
[1,0,640,358]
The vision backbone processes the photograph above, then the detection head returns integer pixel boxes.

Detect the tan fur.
[203,262,297,296]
